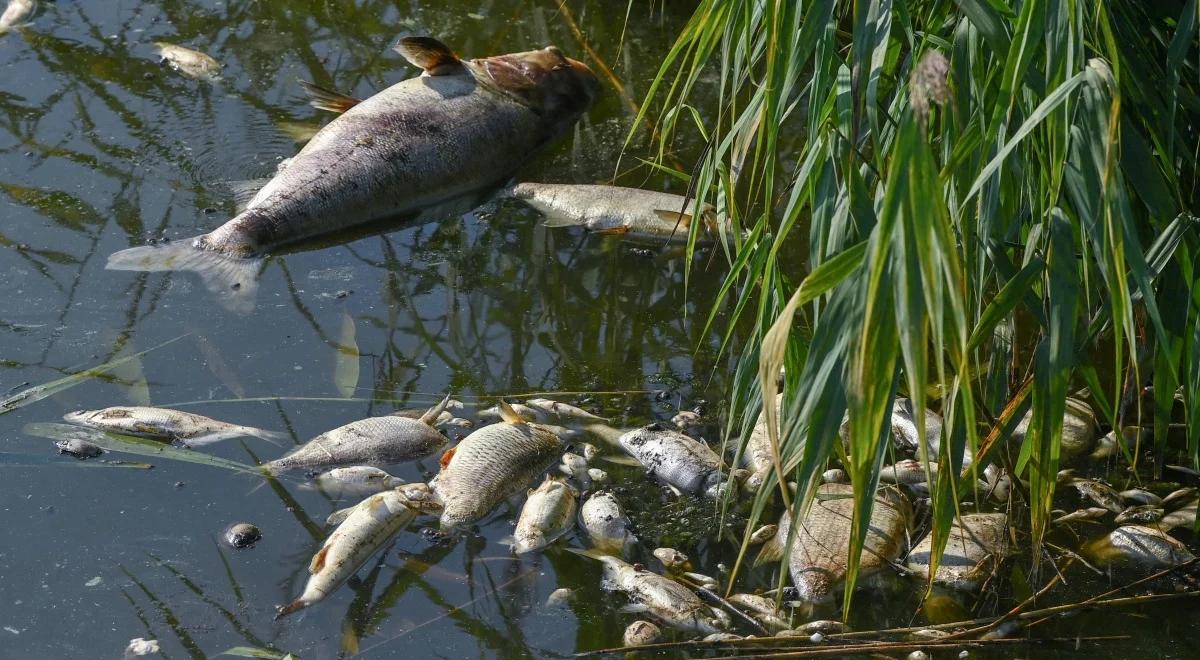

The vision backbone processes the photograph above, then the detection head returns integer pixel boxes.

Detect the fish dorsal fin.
[420,393,453,425]
[498,400,526,425]
[394,37,464,76]
[297,80,362,114]
[653,210,693,228]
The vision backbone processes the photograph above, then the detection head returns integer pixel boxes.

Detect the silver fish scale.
[600,556,718,634]
[580,491,635,555]
[618,426,721,494]
[65,406,238,439]
[268,416,445,472]
[436,422,563,529]
[511,183,714,242]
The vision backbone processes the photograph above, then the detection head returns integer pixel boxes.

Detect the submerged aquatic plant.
[638,0,1200,612]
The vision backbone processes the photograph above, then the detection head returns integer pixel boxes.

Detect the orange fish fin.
[440,447,456,468]
[498,400,527,425]
[297,80,361,114]
[394,37,464,76]
[309,544,331,574]
[591,226,630,236]
[653,210,693,227]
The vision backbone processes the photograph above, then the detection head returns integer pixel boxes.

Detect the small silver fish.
[509,182,720,244]
[277,488,435,618]
[653,547,691,572]
[1115,504,1164,525]
[727,593,790,633]
[63,406,283,447]
[265,399,449,473]
[508,476,577,554]
[618,423,723,495]
[577,550,726,635]
[1120,489,1162,506]
[0,0,34,32]
[434,402,564,530]
[1086,524,1195,569]
[1052,507,1110,525]
[524,398,609,424]
[1072,478,1125,514]
[313,466,404,494]
[154,42,222,80]
[558,452,591,491]
[579,490,636,556]
[748,524,778,546]
[586,467,609,484]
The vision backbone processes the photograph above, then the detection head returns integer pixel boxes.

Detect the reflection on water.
[4,2,1199,659]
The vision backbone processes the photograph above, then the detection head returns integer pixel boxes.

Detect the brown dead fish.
[1052,507,1110,525]
[264,397,449,473]
[107,37,597,312]
[788,483,912,602]
[906,513,1009,592]
[433,401,564,530]
[1085,525,1195,569]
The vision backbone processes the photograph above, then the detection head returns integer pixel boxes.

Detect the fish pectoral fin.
[653,209,693,228]
[591,225,630,236]
[298,80,362,114]
[541,214,584,229]
[309,544,331,574]
[617,603,650,614]
[394,37,464,75]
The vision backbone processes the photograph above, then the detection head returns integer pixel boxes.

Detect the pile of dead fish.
[43,386,1200,644]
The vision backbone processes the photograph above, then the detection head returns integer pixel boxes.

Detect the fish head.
[703,607,732,635]
[62,410,91,425]
[474,46,598,121]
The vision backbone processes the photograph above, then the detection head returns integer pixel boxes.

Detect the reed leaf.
[24,423,262,475]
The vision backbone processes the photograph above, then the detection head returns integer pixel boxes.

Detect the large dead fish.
[1085,524,1195,570]
[618,423,724,496]
[62,406,284,447]
[785,483,911,603]
[573,550,728,635]
[507,183,718,244]
[906,513,1009,592]
[264,397,449,473]
[579,490,637,557]
[107,37,597,312]
[276,485,439,618]
[433,401,564,530]
[0,0,34,32]
[506,476,577,554]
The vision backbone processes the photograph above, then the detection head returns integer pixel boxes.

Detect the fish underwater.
[0,0,34,33]
[507,183,720,244]
[107,37,598,312]
[579,490,637,557]
[62,406,284,447]
[154,42,222,80]
[264,397,449,474]
[433,401,564,530]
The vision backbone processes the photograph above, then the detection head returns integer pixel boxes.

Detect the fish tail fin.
[274,599,308,621]
[419,393,453,425]
[243,427,288,447]
[106,237,261,314]
[565,547,608,561]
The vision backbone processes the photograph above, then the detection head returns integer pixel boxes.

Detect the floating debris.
[224,522,262,549]
[154,42,222,80]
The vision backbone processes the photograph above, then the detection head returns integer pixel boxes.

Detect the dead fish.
[906,513,1009,592]
[727,593,790,633]
[653,548,691,572]
[507,476,577,554]
[1115,504,1165,525]
[55,438,103,459]
[1095,427,1146,460]
[108,37,597,313]
[839,398,946,458]
[984,464,1011,503]
[1071,478,1125,514]
[1120,489,1162,506]
[154,42,222,80]
[277,488,434,618]
[579,442,599,462]
[265,398,449,473]
[618,423,723,495]
[558,452,591,491]
[545,587,575,608]
[743,394,782,491]
[434,401,564,530]
[573,550,726,635]
[788,483,912,602]
[325,483,437,526]
[508,183,720,244]
[623,620,662,646]
[682,571,719,591]
[392,398,466,419]
[1162,487,1197,510]
[579,490,637,557]
[587,467,609,484]
[672,410,703,430]
[749,524,778,546]
[1085,524,1196,569]
[63,406,284,447]
[0,0,35,32]
[1160,497,1198,530]
[525,398,609,424]
[1052,507,1110,525]
[822,469,848,484]
[880,458,937,485]
[1009,397,1098,458]
[312,466,405,494]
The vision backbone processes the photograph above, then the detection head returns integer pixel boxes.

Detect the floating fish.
[108,37,597,313]
[1070,478,1125,514]
[742,394,782,492]
[434,401,564,530]
[558,452,591,491]
[154,42,222,80]
[63,406,284,447]
[277,487,438,618]
[507,476,577,554]
[1051,507,1110,525]
[312,466,405,494]
[618,423,724,496]
[579,490,637,557]
[906,513,1009,592]
[653,547,691,572]
[264,397,449,473]
[838,398,947,459]
[508,183,719,244]
[623,620,662,647]
[727,593,790,633]
[1120,488,1162,506]
[1009,396,1097,458]
[1085,524,1195,569]
[573,550,726,635]
[1115,504,1164,525]
[0,0,35,33]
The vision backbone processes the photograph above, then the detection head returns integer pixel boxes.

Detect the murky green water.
[2,2,1199,658]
